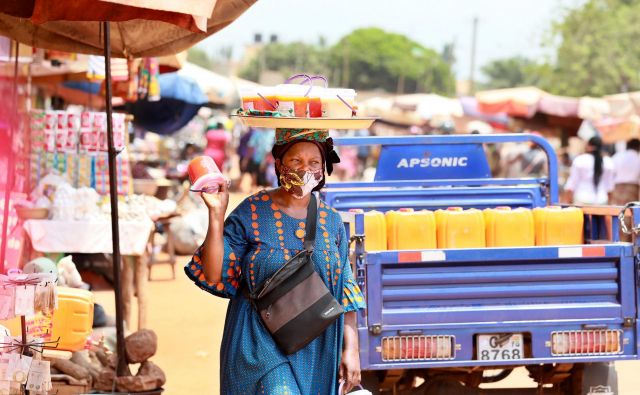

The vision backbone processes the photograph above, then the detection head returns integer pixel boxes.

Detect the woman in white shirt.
[564,136,615,205]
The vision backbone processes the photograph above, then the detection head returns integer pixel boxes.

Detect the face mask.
[279,164,323,199]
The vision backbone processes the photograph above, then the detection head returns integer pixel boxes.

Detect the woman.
[204,121,231,171]
[185,129,365,395]
[564,136,615,205]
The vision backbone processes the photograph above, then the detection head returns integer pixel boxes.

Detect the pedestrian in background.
[564,136,615,205]
[611,138,640,205]
[204,120,230,172]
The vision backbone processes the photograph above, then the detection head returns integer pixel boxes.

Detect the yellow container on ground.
[435,207,486,249]
[533,206,584,246]
[385,208,437,250]
[349,209,387,251]
[0,286,94,352]
[484,206,535,247]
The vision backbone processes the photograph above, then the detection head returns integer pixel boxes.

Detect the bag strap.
[303,193,319,254]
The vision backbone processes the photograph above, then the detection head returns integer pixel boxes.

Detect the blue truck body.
[322,134,640,392]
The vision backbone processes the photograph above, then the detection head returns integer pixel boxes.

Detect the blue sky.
[199,0,587,80]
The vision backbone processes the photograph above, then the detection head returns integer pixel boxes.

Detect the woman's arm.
[199,182,229,283]
[340,311,361,393]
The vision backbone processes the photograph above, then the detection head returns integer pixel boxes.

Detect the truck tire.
[360,371,381,395]
[578,363,618,395]
[557,363,618,395]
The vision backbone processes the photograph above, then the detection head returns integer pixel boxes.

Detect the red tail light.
[551,330,622,356]
[381,335,455,361]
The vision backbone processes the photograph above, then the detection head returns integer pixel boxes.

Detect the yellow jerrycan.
[435,207,486,249]
[349,209,387,251]
[0,286,94,352]
[385,208,437,250]
[484,206,535,247]
[533,206,584,246]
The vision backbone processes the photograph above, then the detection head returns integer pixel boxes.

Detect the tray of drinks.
[232,115,376,130]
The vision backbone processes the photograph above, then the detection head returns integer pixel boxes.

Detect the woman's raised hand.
[200,181,229,217]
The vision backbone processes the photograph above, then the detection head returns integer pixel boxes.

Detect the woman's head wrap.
[271,128,341,191]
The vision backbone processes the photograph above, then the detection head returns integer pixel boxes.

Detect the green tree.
[187,47,214,70]
[480,56,551,90]
[239,42,330,83]
[546,0,640,96]
[329,28,455,94]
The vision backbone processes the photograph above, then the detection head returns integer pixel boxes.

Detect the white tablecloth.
[23,219,154,256]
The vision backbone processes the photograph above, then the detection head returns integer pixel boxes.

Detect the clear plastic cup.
[254,87,278,111]
[188,155,226,193]
[308,86,326,118]
[321,88,356,118]
[276,84,310,117]
[240,87,259,111]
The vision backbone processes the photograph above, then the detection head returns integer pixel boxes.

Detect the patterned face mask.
[278,164,323,199]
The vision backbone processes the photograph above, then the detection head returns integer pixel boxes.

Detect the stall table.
[22,219,154,330]
[148,212,180,280]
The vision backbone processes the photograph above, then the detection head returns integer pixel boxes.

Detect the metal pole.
[469,16,478,94]
[102,20,128,377]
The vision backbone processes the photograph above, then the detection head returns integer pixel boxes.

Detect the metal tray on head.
[232,115,376,130]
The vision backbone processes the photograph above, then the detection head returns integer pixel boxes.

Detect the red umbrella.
[0,0,254,57]
[0,0,255,378]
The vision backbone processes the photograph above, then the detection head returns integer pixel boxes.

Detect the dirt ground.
[94,258,228,395]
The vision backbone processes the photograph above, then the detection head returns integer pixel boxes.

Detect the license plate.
[477,333,524,361]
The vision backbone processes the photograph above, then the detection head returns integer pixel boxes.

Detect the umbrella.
[158,51,188,73]
[0,0,255,378]
[577,97,611,121]
[394,93,463,120]
[60,72,208,133]
[124,72,207,134]
[459,96,510,129]
[360,93,463,126]
[0,0,255,57]
[158,71,208,105]
[177,61,263,106]
[476,86,543,118]
[603,91,640,118]
[537,94,579,118]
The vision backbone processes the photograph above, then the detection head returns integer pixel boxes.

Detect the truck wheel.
[360,371,381,395]
[557,363,618,395]
[578,363,618,395]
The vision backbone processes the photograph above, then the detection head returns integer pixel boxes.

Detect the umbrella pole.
[102,20,128,378]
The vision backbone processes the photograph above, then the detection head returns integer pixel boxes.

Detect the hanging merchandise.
[25,359,51,392]
[87,55,129,82]
[0,271,58,394]
[28,109,132,196]
[0,286,14,320]
[110,58,139,103]
[138,57,161,102]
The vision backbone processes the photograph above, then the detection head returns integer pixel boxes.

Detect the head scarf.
[271,128,341,191]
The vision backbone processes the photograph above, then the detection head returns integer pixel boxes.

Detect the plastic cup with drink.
[188,156,229,194]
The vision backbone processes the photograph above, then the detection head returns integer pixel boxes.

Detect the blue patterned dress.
[185,190,366,395]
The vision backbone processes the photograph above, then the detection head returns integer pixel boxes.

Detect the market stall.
[0,1,256,393]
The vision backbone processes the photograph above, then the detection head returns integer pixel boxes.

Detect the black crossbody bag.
[243,193,344,355]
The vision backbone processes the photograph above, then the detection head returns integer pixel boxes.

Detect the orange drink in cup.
[254,87,278,111]
[188,156,227,193]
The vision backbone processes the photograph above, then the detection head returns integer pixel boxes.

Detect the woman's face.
[278,142,323,172]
